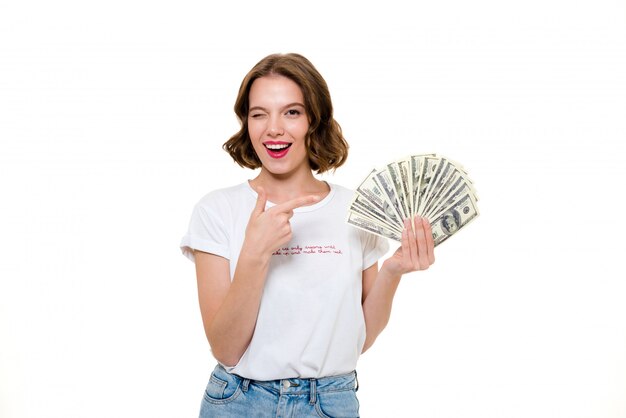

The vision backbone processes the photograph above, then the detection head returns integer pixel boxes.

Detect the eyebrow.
[248,102,306,113]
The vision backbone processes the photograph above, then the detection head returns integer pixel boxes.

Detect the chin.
[263,163,305,177]
[265,167,295,177]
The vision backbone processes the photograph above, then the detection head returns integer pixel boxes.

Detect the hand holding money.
[379,216,436,276]
[347,154,479,247]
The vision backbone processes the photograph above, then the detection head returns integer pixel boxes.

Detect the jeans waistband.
[217,365,358,403]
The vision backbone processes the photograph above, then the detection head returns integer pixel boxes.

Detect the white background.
[1,1,625,417]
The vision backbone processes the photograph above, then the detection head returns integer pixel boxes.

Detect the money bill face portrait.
[441,210,460,234]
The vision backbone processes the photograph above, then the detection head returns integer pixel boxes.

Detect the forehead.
[248,75,304,105]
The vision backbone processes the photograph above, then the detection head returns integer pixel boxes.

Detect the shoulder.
[194,183,251,210]
[328,182,354,196]
[195,183,255,215]
[327,183,354,207]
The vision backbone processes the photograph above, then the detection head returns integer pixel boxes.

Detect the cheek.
[290,121,309,139]
[247,121,263,139]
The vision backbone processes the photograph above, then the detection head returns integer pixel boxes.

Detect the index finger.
[273,195,321,213]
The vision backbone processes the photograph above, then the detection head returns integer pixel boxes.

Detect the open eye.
[285,109,301,116]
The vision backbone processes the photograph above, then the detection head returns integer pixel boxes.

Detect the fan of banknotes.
[347,154,479,246]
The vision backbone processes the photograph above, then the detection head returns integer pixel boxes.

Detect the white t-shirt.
[180,182,389,380]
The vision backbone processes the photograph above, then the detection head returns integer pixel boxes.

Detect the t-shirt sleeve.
[360,230,390,270]
[179,198,230,263]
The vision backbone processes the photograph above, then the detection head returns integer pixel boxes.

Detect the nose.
[267,116,284,137]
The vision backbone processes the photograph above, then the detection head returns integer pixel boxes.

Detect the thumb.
[251,186,267,216]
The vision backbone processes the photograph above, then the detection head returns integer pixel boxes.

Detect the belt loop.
[309,378,317,405]
[354,371,359,392]
[242,378,250,392]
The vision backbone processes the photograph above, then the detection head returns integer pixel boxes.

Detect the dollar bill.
[415,155,440,215]
[387,161,411,220]
[374,166,407,222]
[409,155,423,216]
[346,212,402,241]
[425,173,477,221]
[350,196,403,233]
[430,193,479,246]
[396,158,413,216]
[356,169,404,229]
[421,158,454,216]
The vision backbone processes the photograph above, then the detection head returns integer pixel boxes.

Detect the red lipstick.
[263,141,292,159]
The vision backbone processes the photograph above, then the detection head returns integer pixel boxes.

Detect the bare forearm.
[208,250,270,366]
[361,264,402,353]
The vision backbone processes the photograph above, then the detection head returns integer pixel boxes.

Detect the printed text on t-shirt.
[272,244,343,256]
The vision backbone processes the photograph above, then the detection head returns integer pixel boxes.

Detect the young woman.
[180,53,435,417]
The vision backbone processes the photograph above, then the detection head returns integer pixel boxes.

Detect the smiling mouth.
[264,142,292,159]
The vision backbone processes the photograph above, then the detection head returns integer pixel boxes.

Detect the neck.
[250,168,329,204]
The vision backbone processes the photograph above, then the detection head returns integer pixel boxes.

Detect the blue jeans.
[199,364,360,418]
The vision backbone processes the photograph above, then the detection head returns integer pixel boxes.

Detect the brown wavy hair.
[223,53,349,174]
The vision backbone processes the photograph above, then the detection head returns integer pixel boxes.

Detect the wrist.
[239,241,272,265]
[380,259,404,280]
